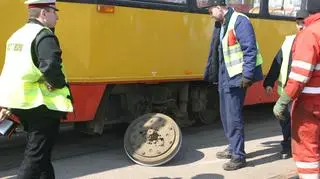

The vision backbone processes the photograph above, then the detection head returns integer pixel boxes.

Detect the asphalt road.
[0,104,298,179]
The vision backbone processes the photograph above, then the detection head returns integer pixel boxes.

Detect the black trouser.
[14,106,62,179]
[279,104,291,151]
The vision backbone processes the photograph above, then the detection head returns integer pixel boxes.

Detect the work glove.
[273,91,292,120]
[240,76,253,88]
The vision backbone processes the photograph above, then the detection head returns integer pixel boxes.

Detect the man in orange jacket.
[273,0,320,178]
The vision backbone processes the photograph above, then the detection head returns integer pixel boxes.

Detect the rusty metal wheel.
[124,113,182,166]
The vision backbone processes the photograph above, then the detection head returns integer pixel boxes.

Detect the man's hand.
[39,77,55,92]
[45,81,55,92]
[273,92,292,120]
[265,86,273,96]
[0,108,11,121]
[240,76,253,88]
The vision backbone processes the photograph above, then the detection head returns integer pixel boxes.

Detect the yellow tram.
[0,0,303,166]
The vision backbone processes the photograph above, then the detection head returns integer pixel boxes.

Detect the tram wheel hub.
[124,113,182,166]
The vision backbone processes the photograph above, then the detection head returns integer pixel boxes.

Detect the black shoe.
[216,149,232,159]
[223,157,247,171]
[280,149,292,159]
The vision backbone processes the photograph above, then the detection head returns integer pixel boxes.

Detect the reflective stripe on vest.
[277,34,296,95]
[0,23,73,112]
[221,12,263,78]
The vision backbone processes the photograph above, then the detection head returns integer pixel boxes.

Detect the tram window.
[144,0,187,4]
[268,0,301,17]
[228,0,260,14]
[163,0,187,4]
[197,0,260,14]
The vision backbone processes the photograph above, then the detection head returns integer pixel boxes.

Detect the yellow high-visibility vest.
[0,23,73,112]
[277,34,296,95]
[221,12,263,78]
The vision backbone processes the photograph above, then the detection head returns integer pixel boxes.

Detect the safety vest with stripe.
[277,34,296,95]
[221,12,263,78]
[0,23,73,112]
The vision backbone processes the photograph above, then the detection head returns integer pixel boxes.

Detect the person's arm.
[33,29,66,89]
[234,16,257,80]
[204,22,221,82]
[284,30,320,100]
[273,30,319,120]
[263,49,283,88]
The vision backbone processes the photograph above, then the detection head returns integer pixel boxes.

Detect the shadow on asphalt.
[150,173,224,179]
[0,103,286,179]
[246,140,285,168]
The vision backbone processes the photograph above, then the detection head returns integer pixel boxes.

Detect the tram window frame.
[267,0,303,19]
[112,0,189,6]
[252,0,306,20]
[59,0,305,20]
[57,0,190,12]
[191,0,305,21]
[58,0,97,3]
[192,0,264,19]
[101,0,191,12]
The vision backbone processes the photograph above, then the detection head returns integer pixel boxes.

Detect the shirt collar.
[223,7,234,25]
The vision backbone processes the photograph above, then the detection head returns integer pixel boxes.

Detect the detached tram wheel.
[124,113,182,166]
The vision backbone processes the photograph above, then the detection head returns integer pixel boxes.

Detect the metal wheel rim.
[124,113,182,166]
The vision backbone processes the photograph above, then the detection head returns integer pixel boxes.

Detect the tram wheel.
[194,109,219,125]
[124,113,182,166]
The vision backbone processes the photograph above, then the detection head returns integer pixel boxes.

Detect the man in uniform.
[263,10,309,159]
[203,0,263,171]
[0,0,73,178]
[273,0,320,178]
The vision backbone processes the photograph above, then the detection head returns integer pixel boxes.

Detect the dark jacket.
[204,8,263,90]
[203,21,221,83]
[30,19,67,89]
[263,48,292,88]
